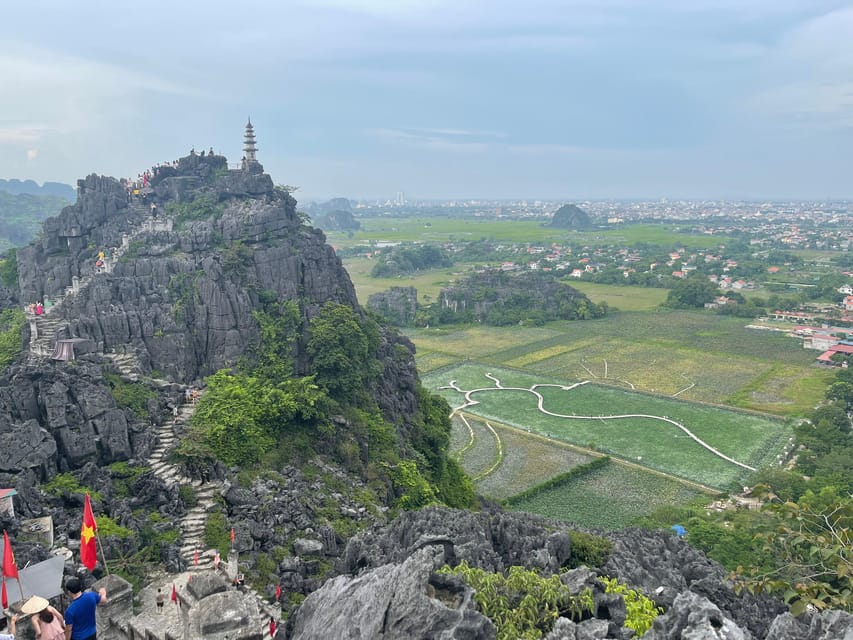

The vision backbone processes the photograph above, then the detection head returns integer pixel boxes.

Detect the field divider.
[472,421,504,481]
[453,414,476,460]
[504,456,611,507]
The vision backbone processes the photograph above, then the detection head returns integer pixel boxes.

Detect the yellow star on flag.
[81,523,95,545]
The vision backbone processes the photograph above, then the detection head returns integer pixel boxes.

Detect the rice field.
[507,460,704,530]
[411,310,825,415]
[455,419,596,500]
[427,364,790,489]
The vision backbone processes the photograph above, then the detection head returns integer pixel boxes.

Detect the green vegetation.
[411,310,823,415]
[568,281,669,312]
[104,373,157,420]
[0,191,70,251]
[370,244,452,277]
[96,515,134,539]
[600,577,663,636]
[419,270,606,327]
[43,473,101,501]
[179,298,474,510]
[0,248,18,289]
[166,192,224,228]
[0,308,24,370]
[664,271,720,308]
[431,364,787,489]
[566,531,612,568]
[328,218,727,250]
[437,562,594,640]
[109,461,147,498]
[504,457,610,507]
[507,460,704,529]
[204,510,232,561]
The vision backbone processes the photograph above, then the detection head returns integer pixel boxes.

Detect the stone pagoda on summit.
[241,117,262,173]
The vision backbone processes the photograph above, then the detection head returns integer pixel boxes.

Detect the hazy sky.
[1,0,851,201]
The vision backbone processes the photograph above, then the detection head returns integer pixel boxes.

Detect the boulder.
[289,546,495,640]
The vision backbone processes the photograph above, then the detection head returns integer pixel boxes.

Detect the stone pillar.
[122,233,130,249]
[72,276,80,293]
[29,319,38,340]
[94,573,134,640]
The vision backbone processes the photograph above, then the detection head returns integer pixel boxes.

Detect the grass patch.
[568,282,669,312]
[509,460,704,530]
[457,421,594,501]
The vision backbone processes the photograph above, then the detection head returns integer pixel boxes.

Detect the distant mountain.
[0,178,76,200]
[549,203,592,229]
[0,191,71,251]
[309,197,353,216]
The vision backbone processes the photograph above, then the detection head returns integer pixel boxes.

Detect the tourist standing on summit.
[63,578,107,640]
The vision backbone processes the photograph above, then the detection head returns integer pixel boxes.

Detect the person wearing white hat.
[21,596,65,640]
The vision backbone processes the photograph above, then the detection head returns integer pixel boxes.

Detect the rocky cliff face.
[0,153,418,476]
[286,507,853,640]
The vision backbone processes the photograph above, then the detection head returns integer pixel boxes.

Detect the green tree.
[665,272,719,308]
[307,302,379,400]
[737,489,853,615]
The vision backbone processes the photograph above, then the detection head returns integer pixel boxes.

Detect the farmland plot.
[509,461,703,530]
[462,422,595,500]
[427,365,789,489]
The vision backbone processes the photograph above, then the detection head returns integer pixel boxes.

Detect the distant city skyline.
[1,1,851,201]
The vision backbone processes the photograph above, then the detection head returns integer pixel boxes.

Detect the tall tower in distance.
[242,117,259,171]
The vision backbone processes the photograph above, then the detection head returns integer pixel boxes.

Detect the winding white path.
[441,373,755,472]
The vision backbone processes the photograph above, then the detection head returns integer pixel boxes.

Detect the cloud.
[27,149,38,161]
[746,7,853,129]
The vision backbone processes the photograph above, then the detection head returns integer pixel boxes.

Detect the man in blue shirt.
[64,578,107,640]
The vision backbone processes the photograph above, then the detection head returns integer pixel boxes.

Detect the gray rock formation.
[367,286,418,326]
[284,507,853,640]
[289,546,495,640]
[549,204,592,229]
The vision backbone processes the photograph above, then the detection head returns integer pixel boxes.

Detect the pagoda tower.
[243,118,257,162]
[242,117,259,170]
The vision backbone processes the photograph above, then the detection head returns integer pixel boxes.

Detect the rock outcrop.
[549,204,592,229]
[284,507,853,640]
[367,286,418,326]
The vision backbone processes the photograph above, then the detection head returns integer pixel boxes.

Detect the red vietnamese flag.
[171,583,178,606]
[269,618,277,638]
[193,548,199,566]
[275,584,281,601]
[2,530,18,579]
[80,494,98,571]
[230,528,235,544]
[1,579,7,609]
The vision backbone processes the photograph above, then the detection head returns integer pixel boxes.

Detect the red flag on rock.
[80,494,98,571]
[275,584,281,601]
[2,530,18,579]
[193,548,199,566]
[1,579,7,609]
[171,583,178,606]
[269,618,277,638]
[230,527,235,544]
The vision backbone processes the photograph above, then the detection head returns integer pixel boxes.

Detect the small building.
[0,488,16,517]
[804,333,839,351]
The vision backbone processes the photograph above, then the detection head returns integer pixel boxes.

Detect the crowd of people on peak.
[120,147,218,204]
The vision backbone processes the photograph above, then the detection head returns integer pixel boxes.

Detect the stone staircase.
[144,401,223,570]
[27,203,174,360]
[144,401,281,623]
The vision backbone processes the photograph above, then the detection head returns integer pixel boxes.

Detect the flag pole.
[94,528,110,576]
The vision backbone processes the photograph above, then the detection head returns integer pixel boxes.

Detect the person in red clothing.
[268,617,277,638]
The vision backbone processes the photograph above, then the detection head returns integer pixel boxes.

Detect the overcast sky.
[1,0,851,201]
